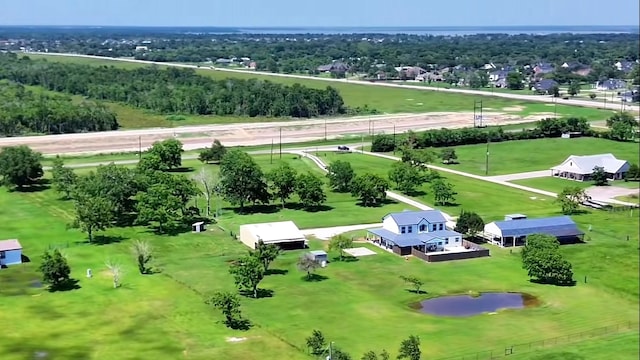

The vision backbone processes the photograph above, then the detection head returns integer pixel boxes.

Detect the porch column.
[513,236,516,247]
[501,237,504,247]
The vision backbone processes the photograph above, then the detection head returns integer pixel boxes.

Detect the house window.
[455,237,460,242]
[0,251,5,259]
[445,239,449,245]
[431,225,436,231]
[407,226,412,233]
[401,226,406,234]
[419,224,426,232]
[438,242,443,246]
[439,224,444,230]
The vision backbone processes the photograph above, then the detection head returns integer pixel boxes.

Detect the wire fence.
[434,321,638,360]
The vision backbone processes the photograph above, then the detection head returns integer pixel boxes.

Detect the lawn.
[27,53,612,120]
[0,151,638,359]
[432,137,640,176]
[314,151,559,221]
[511,177,639,194]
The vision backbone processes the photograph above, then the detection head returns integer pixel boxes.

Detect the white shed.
[239,221,307,250]
[0,239,23,267]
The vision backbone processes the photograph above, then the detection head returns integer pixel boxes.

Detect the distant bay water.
[0,25,638,36]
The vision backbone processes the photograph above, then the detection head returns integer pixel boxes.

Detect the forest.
[0,81,118,136]
[0,54,346,118]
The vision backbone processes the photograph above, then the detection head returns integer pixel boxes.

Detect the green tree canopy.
[229,255,266,298]
[296,172,327,209]
[147,138,184,170]
[267,162,298,207]
[219,150,269,211]
[39,249,71,290]
[0,145,43,188]
[326,160,355,192]
[521,234,574,285]
[351,173,389,207]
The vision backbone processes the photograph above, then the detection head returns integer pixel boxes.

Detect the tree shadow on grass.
[286,203,334,212]
[405,189,427,197]
[529,278,577,287]
[302,273,328,282]
[332,255,359,263]
[167,167,194,173]
[48,278,81,292]
[265,268,289,276]
[11,181,50,193]
[230,204,281,215]
[355,198,398,208]
[227,318,253,331]
[239,288,274,299]
[406,289,428,294]
[76,235,127,246]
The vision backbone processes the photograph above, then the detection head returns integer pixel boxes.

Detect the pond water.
[419,293,530,317]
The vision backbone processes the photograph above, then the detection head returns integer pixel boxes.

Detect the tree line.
[0,81,118,136]
[0,53,347,118]
[371,114,638,153]
[11,30,637,74]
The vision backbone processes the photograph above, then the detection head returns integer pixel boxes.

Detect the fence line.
[434,321,638,360]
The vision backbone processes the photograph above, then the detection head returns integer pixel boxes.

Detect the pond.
[418,292,536,317]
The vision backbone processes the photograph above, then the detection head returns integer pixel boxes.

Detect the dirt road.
[0,112,538,155]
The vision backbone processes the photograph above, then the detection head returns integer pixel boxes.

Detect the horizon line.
[1,24,638,29]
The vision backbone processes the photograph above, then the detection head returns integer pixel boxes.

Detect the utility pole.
[485,139,490,176]
[324,118,327,142]
[270,138,274,164]
[393,123,396,154]
[138,136,142,160]
[279,128,282,159]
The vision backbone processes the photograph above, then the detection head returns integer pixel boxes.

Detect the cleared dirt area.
[0,111,546,155]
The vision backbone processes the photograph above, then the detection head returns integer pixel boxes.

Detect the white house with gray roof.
[551,154,630,181]
[367,210,463,256]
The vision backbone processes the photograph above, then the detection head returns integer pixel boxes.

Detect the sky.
[1,0,639,27]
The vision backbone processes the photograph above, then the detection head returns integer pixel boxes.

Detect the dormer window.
[439,224,444,230]
[419,224,426,232]
[407,226,412,233]
[401,226,406,234]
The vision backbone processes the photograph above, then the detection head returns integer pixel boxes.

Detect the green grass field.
[26,54,613,122]
[0,137,638,359]
[511,177,639,194]
[429,137,640,176]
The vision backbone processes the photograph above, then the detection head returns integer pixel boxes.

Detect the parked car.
[337,146,350,151]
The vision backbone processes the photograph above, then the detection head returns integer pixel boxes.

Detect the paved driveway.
[586,186,639,202]
[487,170,550,182]
[301,223,381,240]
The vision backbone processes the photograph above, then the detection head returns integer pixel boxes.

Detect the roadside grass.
[40,136,367,167]
[26,54,612,120]
[615,194,640,204]
[0,151,638,359]
[430,137,640,176]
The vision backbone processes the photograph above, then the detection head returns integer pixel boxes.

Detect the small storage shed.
[239,221,307,250]
[0,239,23,267]
[192,221,206,233]
[306,250,328,267]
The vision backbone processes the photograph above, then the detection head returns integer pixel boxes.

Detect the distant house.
[615,60,637,73]
[415,71,443,82]
[483,215,584,247]
[551,153,630,181]
[572,67,592,77]
[395,66,426,79]
[317,61,349,74]
[532,79,559,94]
[134,46,148,52]
[533,62,555,76]
[215,58,233,66]
[595,79,628,91]
[619,90,639,103]
[0,239,22,267]
[489,70,509,82]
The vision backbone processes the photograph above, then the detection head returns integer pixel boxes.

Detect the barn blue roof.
[384,210,447,226]
[367,228,462,247]
[493,216,584,238]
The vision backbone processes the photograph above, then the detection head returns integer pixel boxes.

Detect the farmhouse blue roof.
[385,210,447,226]
[493,216,583,238]
[367,228,461,247]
